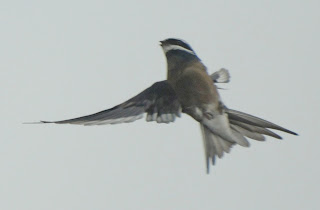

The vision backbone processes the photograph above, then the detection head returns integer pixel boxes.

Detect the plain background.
[1,0,319,209]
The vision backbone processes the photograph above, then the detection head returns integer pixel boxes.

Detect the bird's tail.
[200,124,235,173]
[200,113,250,173]
[200,109,297,173]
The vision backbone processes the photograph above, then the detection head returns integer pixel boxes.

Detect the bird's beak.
[159,41,164,46]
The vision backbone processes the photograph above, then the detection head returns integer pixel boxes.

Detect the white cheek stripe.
[163,44,195,55]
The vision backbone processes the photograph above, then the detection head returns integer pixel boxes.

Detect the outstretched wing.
[40,69,229,126]
[41,81,181,125]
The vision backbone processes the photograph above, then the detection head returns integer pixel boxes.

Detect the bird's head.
[160,38,197,55]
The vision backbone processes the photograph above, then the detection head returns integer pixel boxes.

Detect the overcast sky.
[1,0,320,209]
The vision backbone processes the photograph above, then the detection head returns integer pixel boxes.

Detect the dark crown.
[160,38,194,52]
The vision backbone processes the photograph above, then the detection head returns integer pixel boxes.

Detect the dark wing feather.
[226,109,298,135]
[41,81,181,125]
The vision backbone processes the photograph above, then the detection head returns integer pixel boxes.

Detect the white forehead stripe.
[163,44,195,55]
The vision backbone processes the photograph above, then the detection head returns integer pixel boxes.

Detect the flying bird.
[38,38,297,173]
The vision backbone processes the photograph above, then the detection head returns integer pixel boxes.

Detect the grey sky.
[1,0,319,209]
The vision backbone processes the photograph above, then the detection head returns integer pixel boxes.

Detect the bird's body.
[36,38,298,173]
[164,40,220,120]
[169,62,220,114]
[161,38,251,165]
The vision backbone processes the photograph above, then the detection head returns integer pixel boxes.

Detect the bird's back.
[167,61,221,119]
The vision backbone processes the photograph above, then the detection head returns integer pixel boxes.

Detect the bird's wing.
[38,68,227,126]
[210,68,230,83]
[41,81,181,125]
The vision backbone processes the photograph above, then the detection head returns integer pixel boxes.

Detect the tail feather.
[218,136,232,154]
[202,114,250,147]
[212,135,224,158]
[200,125,212,171]
[199,109,297,173]
[226,109,298,135]
[229,120,282,139]
[200,124,235,173]
[230,124,265,141]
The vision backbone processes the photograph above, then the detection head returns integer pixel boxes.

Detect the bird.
[37,38,297,173]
